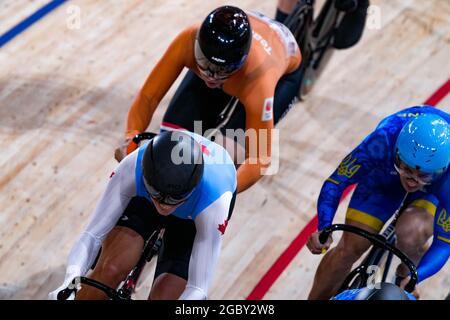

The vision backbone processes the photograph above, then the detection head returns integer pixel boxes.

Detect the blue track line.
[0,0,69,48]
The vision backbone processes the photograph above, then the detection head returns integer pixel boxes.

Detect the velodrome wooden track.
[0,0,449,299]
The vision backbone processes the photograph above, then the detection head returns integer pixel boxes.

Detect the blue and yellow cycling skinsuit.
[317,105,450,283]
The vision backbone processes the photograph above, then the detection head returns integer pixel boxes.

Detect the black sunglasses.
[143,178,193,206]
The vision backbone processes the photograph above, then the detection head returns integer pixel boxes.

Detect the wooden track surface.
[0,0,448,299]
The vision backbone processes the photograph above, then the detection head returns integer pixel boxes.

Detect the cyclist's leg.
[394,192,436,279]
[76,197,162,299]
[273,65,304,124]
[308,184,405,300]
[149,216,197,300]
[76,227,143,300]
[161,70,230,133]
[333,0,370,49]
[275,0,299,23]
[335,0,358,11]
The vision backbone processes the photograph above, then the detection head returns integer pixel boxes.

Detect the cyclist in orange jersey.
[115,5,302,193]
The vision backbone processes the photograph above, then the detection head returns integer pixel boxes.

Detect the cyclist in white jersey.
[49,131,237,300]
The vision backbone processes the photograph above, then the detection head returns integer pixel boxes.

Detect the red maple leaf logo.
[201,144,210,156]
[218,219,228,235]
[265,100,272,111]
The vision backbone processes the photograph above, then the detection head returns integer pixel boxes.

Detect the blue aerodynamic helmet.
[395,113,450,174]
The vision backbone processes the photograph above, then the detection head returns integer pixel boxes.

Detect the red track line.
[246,77,450,300]
[424,78,450,106]
[246,215,318,300]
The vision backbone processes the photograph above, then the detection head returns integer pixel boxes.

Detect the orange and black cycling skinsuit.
[125,11,302,193]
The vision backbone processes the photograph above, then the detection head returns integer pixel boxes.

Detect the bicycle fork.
[118,229,165,298]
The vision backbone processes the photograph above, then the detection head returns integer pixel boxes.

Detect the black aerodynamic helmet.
[195,5,252,76]
[141,131,204,205]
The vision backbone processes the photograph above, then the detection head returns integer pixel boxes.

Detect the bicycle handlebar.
[56,287,75,300]
[132,132,157,144]
[56,277,128,300]
[319,224,418,293]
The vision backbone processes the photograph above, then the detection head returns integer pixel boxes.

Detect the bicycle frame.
[309,1,345,73]
[117,228,164,299]
[205,96,239,140]
[284,0,350,99]
[284,0,314,61]
[336,193,411,293]
[338,233,397,292]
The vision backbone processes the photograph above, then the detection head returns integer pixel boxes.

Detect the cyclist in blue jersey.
[49,131,237,300]
[307,105,450,299]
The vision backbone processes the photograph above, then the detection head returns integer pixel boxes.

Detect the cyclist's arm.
[236,82,275,193]
[416,237,449,283]
[62,152,138,282]
[125,26,194,141]
[415,188,450,282]
[179,192,233,300]
[317,130,388,230]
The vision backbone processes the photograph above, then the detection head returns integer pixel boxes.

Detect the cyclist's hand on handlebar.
[114,140,127,163]
[48,281,75,300]
[114,138,138,163]
[307,231,333,254]
[400,277,420,299]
